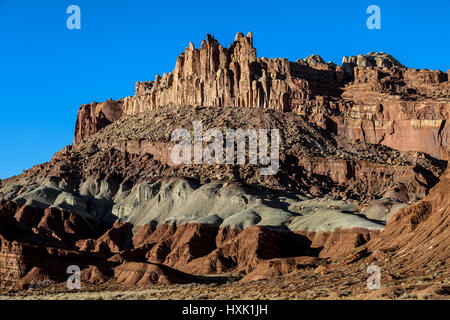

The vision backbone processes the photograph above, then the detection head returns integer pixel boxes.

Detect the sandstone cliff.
[0,33,448,296]
[74,33,450,159]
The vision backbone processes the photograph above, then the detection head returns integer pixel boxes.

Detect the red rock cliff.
[73,33,450,159]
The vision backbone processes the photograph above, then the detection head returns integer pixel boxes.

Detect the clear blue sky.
[0,0,449,179]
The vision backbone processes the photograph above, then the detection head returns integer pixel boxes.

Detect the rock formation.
[366,159,450,271]
[0,33,448,297]
[74,33,450,160]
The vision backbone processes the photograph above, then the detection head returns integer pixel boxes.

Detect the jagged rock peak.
[304,54,326,65]
[232,32,253,46]
[342,52,405,69]
[234,32,244,41]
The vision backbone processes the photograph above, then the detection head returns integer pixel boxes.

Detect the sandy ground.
[1,261,448,300]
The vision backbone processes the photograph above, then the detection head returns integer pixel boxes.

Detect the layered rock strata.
[0,33,448,292]
[74,33,450,159]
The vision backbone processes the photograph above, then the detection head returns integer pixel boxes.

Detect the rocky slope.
[0,33,448,298]
[366,158,450,273]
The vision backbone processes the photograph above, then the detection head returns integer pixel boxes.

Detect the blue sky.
[0,0,449,179]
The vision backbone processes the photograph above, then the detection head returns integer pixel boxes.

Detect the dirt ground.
[1,260,448,300]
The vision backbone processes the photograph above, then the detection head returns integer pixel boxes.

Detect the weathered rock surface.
[0,103,447,291]
[0,33,448,296]
[0,182,387,289]
[73,33,450,160]
[365,162,450,270]
[342,52,404,71]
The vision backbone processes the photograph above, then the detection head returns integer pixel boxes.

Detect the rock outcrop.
[366,161,450,270]
[73,33,450,160]
[342,52,404,71]
[0,33,448,295]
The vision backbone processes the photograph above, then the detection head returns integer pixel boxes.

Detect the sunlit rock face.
[0,33,448,292]
[73,33,450,160]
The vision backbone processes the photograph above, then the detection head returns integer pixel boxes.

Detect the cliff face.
[3,103,446,290]
[74,32,450,159]
[0,33,448,295]
[74,99,123,145]
[367,160,450,270]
